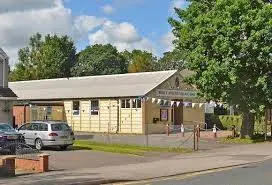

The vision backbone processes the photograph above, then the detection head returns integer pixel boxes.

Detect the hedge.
[218,115,265,133]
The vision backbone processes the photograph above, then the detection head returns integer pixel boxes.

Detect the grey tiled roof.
[9,70,177,100]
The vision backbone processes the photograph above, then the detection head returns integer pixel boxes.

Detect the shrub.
[218,115,265,133]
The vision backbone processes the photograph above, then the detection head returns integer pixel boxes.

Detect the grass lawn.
[73,140,192,156]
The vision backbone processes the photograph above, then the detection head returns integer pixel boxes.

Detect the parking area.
[46,149,180,171]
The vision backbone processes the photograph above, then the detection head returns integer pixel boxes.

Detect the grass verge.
[73,140,192,156]
[220,134,272,144]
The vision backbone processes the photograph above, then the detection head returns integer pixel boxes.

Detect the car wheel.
[35,138,43,150]
[60,145,69,150]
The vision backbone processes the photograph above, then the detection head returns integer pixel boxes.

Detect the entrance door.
[173,100,183,125]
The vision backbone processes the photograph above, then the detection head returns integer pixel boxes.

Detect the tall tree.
[71,44,128,76]
[122,50,157,73]
[9,33,76,81]
[170,0,272,138]
[157,50,184,71]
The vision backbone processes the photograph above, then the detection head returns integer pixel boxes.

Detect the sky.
[0,0,188,66]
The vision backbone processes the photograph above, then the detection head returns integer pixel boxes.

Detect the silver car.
[18,121,75,150]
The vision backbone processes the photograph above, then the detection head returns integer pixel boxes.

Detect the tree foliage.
[71,44,128,76]
[122,50,157,73]
[157,50,184,71]
[9,33,76,81]
[170,0,272,138]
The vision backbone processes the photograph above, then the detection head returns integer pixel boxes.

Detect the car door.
[37,123,49,143]
[18,123,31,145]
[27,123,40,146]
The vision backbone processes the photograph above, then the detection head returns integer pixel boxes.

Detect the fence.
[75,122,233,151]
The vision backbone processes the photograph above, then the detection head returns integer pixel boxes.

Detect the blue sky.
[0,0,188,65]
[64,0,188,55]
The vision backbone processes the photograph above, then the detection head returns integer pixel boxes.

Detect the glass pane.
[125,99,130,108]
[137,99,141,108]
[0,124,14,132]
[121,100,126,108]
[132,99,137,108]
[91,100,99,110]
[51,123,70,131]
[39,123,48,131]
[73,101,80,110]
[29,123,39,131]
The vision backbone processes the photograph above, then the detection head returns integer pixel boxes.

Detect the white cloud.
[88,21,154,53]
[0,0,57,12]
[73,16,106,39]
[102,4,115,15]
[161,32,175,52]
[0,0,106,65]
[0,0,156,66]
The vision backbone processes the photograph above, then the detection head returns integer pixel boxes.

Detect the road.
[132,159,272,185]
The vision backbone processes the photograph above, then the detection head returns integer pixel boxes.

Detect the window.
[19,124,30,131]
[91,100,99,115]
[46,106,52,115]
[132,99,141,108]
[121,99,131,108]
[29,123,39,131]
[51,123,71,131]
[73,101,80,115]
[39,123,48,131]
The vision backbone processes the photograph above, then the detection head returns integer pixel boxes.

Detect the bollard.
[196,124,200,138]
[181,124,185,137]
[166,124,170,136]
[213,124,217,138]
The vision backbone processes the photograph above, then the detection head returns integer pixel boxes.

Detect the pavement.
[1,142,272,184]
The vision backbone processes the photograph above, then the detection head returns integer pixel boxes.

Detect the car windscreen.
[0,124,15,132]
[51,123,71,131]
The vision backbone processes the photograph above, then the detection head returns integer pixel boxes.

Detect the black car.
[0,123,25,153]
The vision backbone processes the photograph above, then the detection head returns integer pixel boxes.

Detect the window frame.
[72,101,80,115]
[90,100,99,116]
[121,99,131,109]
[132,99,142,109]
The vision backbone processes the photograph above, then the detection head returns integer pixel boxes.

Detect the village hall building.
[10,70,205,134]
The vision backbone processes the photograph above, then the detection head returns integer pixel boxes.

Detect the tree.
[157,50,184,71]
[170,0,272,138]
[71,44,128,76]
[122,50,157,73]
[9,33,76,81]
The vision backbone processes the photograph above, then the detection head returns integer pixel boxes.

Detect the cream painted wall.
[64,99,142,134]
[143,72,205,134]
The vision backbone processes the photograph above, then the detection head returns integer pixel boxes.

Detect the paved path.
[132,158,272,185]
[1,143,272,185]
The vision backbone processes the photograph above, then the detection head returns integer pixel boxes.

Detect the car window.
[51,123,70,131]
[19,124,30,131]
[0,124,14,132]
[39,123,48,131]
[29,123,39,131]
